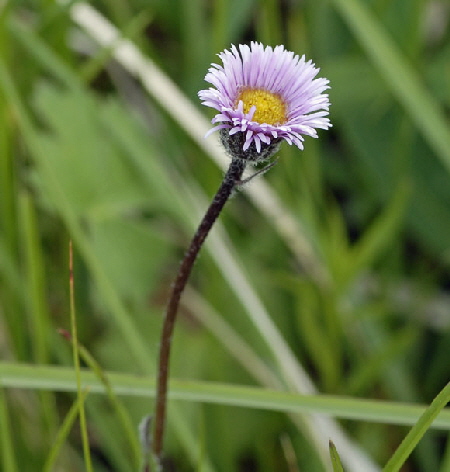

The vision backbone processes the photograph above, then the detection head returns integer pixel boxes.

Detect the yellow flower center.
[236,88,287,125]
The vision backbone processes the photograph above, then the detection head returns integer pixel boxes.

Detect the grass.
[2,0,450,471]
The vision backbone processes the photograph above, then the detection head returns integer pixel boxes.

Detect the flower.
[198,42,331,161]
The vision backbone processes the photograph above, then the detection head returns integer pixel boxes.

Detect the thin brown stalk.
[151,158,246,466]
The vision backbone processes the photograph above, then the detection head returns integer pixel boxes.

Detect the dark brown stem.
[152,158,246,465]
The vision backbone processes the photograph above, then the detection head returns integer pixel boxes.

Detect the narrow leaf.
[329,440,344,472]
[383,382,450,472]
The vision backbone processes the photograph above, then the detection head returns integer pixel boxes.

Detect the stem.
[69,241,93,472]
[152,158,246,464]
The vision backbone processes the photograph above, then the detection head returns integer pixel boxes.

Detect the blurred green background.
[2,0,450,471]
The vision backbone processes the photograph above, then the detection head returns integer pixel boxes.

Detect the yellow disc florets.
[236,88,287,125]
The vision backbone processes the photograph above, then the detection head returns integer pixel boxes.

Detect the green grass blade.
[18,192,52,364]
[0,388,18,472]
[383,382,450,472]
[69,241,93,472]
[329,440,344,472]
[330,0,450,173]
[59,329,141,469]
[43,389,90,472]
[18,192,59,441]
[2,363,450,432]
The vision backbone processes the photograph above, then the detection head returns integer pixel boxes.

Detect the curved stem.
[152,158,246,464]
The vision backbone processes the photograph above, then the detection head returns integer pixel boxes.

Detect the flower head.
[199,42,331,161]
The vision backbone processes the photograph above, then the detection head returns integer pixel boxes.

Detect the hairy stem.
[152,158,246,465]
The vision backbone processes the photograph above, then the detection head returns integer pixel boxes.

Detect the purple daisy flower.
[198,42,331,160]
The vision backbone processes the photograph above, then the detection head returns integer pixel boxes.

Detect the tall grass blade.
[43,389,90,472]
[0,388,18,472]
[329,440,344,472]
[69,240,93,472]
[330,0,450,173]
[2,363,450,432]
[383,382,450,472]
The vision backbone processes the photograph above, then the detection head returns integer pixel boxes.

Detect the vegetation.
[2,1,450,471]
